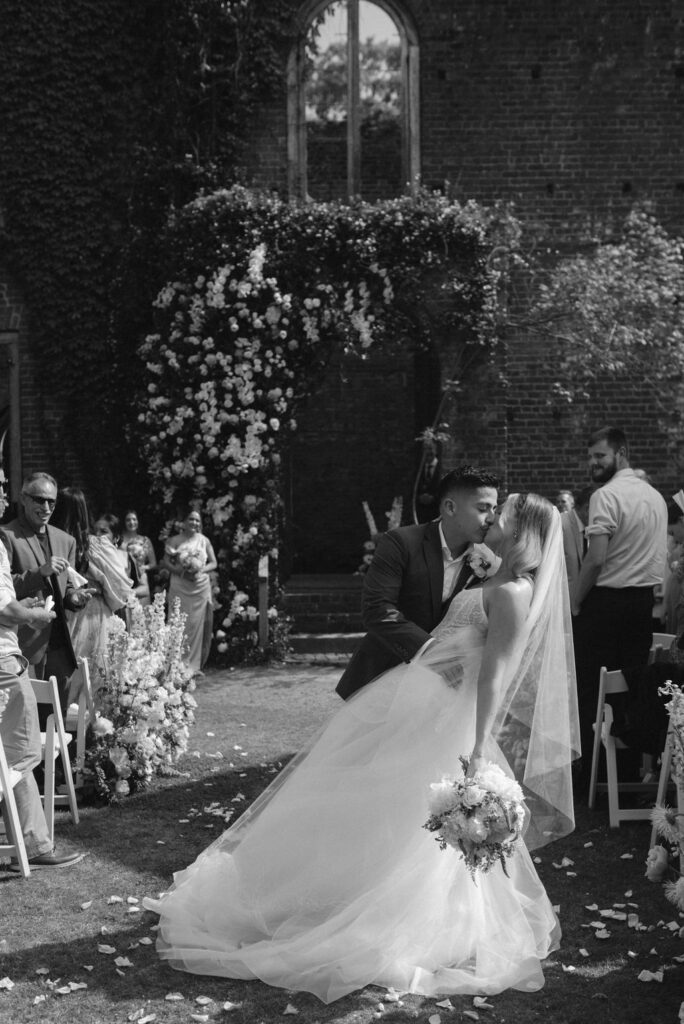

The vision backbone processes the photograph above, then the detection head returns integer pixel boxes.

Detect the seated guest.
[0,541,84,869]
[161,509,217,676]
[120,509,156,606]
[52,489,136,699]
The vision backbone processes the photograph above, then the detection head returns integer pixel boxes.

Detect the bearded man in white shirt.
[572,426,667,789]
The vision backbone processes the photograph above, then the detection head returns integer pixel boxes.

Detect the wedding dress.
[145,519,579,1003]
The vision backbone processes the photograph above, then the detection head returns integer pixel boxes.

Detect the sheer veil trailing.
[490,503,580,850]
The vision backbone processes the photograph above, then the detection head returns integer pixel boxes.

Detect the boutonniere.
[467,552,493,580]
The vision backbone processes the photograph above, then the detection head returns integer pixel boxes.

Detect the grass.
[0,662,682,1024]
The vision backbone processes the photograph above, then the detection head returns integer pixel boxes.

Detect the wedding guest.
[161,510,217,675]
[560,486,592,607]
[0,542,85,870]
[555,489,575,513]
[572,427,667,789]
[0,472,90,719]
[52,488,136,699]
[414,436,441,524]
[663,500,684,634]
[120,509,156,606]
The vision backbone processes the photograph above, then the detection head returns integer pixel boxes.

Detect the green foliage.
[531,206,684,435]
[140,184,522,661]
[0,0,289,505]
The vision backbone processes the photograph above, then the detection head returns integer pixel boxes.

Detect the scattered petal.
[82,965,94,972]
[190,1016,209,1023]
[585,903,598,911]
[583,841,594,848]
[35,967,50,975]
[673,954,684,964]
[127,896,139,904]
[473,996,494,1008]
[283,1005,299,1015]
[165,992,185,1001]
[222,1002,240,1011]
[196,996,213,1006]
[138,1017,156,1024]
[0,978,14,991]
[127,907,141,914]
[566,871,577,877]
[114,957,134,968]
[80,900,93,910]
[428,1016,442,1024]
[624,890,633,897]
[638,969,664,982]
[436,998,454,1008]
[628,951,638,959]
[579,949,589,957]
[33,995,46,1005]
[97,945,116,955]
[620,853,634,860]
[107,895,123,904]
[55,986,72,995]
[594,929,611,939]
[138,937,153,946]
[69,981,88,991]
[561,964,576,973]
[463,1014,479,1022]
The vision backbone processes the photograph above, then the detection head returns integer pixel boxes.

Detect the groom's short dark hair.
[437,465,500,503]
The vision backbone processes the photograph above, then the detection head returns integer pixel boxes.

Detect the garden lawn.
[0,663,682,1024]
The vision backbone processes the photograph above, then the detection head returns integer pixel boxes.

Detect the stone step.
[291,611,364,634]
[288,632,363,656]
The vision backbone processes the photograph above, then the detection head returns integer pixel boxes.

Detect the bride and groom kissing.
[144,465,580,1003]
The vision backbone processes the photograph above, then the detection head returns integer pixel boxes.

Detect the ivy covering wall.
[0,0,290,506]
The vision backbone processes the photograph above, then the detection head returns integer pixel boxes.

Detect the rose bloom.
[644,844,670,881]
[464,814,489,842]
[461,783,487,808]
[475,763,524,803]
[92,716,114,737]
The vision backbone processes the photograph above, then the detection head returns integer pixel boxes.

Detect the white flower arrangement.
[424,756,526,879]
[83,593,197,802]
[645,681,684,911]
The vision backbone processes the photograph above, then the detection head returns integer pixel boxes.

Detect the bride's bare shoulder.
[483,575,533,617]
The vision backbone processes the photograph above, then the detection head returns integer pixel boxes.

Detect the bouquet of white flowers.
[424,756,526,879]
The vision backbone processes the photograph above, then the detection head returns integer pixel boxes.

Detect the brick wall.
[7,0,684,569]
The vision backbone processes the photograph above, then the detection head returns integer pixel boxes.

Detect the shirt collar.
[438,523,471,564]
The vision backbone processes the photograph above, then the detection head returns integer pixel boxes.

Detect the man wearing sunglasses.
[0,471,90,717]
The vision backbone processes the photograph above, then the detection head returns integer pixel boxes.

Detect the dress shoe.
[10,849,86,870]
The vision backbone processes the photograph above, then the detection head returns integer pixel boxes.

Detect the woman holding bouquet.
[120,509,157,606]
[146,494,579,1001]
[161,510,217,674]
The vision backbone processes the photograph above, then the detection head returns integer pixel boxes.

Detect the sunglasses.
[24,494,56,510]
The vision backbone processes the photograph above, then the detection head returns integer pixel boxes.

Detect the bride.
[144,493,580,1003]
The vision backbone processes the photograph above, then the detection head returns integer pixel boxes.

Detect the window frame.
[287,0,420,201]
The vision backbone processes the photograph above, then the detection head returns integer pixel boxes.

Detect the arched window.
[288,0,420,201]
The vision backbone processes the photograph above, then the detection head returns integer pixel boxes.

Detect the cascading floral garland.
[138,186,522,662]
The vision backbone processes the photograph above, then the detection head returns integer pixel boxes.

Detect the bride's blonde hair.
[499,493,555,579]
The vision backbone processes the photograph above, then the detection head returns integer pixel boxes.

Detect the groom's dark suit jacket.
[337,521,451,700]
[0,518,78,670]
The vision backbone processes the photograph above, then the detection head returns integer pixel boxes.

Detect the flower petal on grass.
[35,967,50,975]
[620,853,634,860]
[473,996,494,1008]
[165,993,185,1002]
[33,995,46,1005]
[428,1015,442,1024]
[114,957,134,968]
[283,1005,299,1015]
[435,998,454,1008]
[97,945,116,955]
[0,978,14,991]
[594,929,611,939]
[585,903,598,911]
[80,901,93,910]
[638,969,663,982]
[561,964,576,973]
[107,895,123,904]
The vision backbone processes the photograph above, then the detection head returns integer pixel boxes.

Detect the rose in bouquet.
[423,755,526,879]
[166,545,206,575]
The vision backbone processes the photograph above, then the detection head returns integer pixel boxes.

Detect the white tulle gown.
[144,589,562,1002]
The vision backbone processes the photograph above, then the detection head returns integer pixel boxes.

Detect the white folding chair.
[649,632,677,664]
[65,658,94,789]
[588,666,659,827]
[30,675,79,840]
[649,724,684,872]
[0,733,30,877]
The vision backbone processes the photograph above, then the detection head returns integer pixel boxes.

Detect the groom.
[336,465,500,700]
